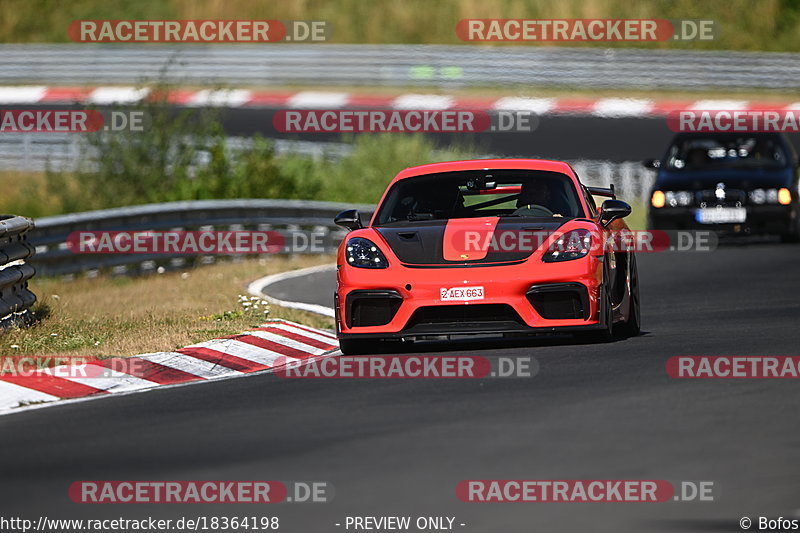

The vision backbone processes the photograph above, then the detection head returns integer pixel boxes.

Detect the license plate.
[695,207,747,224]
[440,286,484,301]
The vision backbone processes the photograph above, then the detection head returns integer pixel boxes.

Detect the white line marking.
[392,94,454,110]
[288,91,349,108]
[493,97,555,114]
[593,98,653,117]
[248,264,337,318]
[0,86,47,103]
[187,89,252,107]
[88,86,150,105]
[690,99,749,110]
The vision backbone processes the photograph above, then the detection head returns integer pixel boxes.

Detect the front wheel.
[616,257,641,338]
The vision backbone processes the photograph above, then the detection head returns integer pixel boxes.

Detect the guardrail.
[0,134,353,172]
[2,44,799,91]
[571,160,655,202]
[0,216,37,326]
[29,199,374,277]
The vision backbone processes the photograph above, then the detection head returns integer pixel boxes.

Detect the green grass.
[625,202,648,230]
[1,0,799,51]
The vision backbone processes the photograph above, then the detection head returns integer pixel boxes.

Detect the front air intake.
[526,283,589,320]
[346,290,403,327]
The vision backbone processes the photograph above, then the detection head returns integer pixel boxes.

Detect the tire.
[616,256,641,338]
[338,337,382,355]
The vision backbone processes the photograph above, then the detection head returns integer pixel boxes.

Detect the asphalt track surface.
[221,109,679,161]
[25,104,800,161]
[1,241,799,532]
[219,108,800,161]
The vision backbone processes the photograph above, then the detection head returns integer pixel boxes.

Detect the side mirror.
[599,199,631,227]
[643,159,661,169]
[334,209,363,231]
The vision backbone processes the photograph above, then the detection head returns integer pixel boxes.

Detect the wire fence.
[0,134,352,172]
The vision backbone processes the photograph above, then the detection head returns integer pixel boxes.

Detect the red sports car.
[333,159,640,354]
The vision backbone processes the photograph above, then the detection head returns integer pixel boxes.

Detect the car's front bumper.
[649,204,795,235]
[335,258,605,340]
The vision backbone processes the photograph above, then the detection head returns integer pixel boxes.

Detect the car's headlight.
[345,237,389,268]
[665,190,693,207]
[542,229,592,263]
[766,189,779,204]
[749,188,768,204]
[778,188,792,205]
[651,190,665,208]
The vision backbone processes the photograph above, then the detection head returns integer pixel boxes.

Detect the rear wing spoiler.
[586,184,616,199]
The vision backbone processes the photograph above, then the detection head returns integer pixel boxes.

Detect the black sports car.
[646,132,800,241]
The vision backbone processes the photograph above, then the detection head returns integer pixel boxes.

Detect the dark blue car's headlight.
[345,237,389,268]
[665,190,694,207]
[749,188,792,205]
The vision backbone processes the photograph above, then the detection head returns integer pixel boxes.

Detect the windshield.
[664,134,788,170]
[374,169,583,225]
